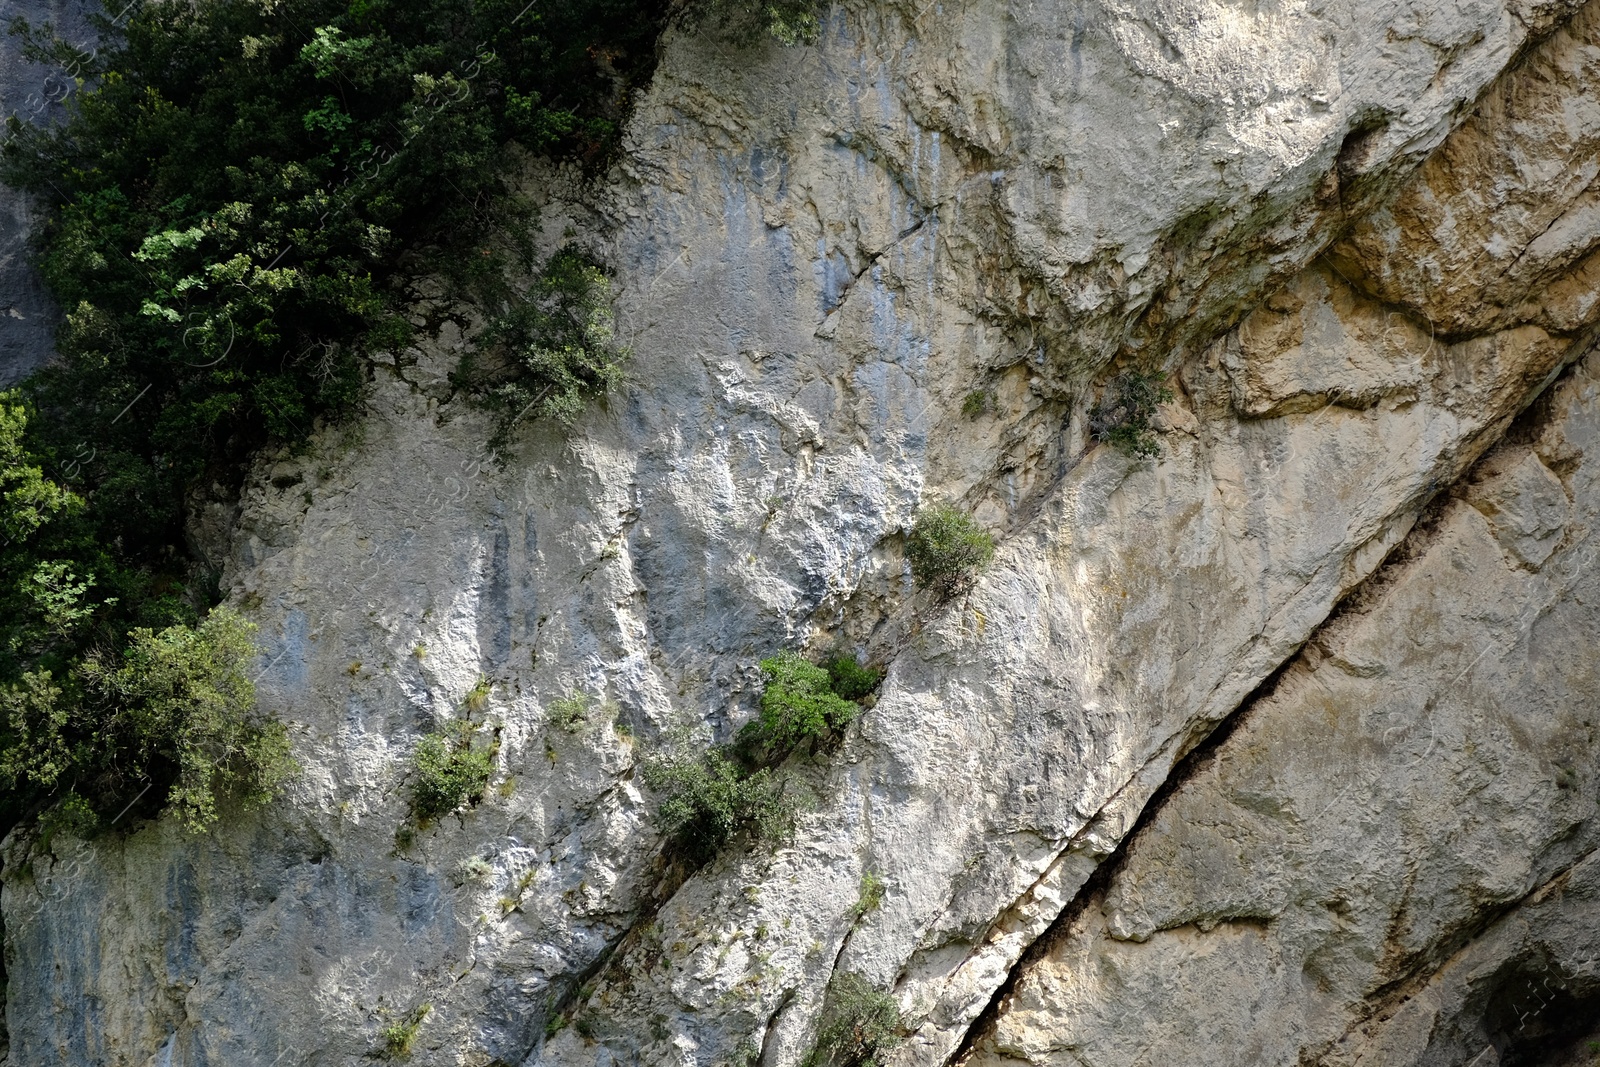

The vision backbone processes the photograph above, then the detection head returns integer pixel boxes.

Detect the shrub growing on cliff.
[804,972,904,1067]
[455,245,630,451]
[643,746,793,864]
[1089,370,1174,459]
[681,0,825,44]
[905,504,995,597]
[821,653,881,702]
[0,607,296,833]
[379,1004,431,1059]
[411,719,496,821]
[742,651,861,759]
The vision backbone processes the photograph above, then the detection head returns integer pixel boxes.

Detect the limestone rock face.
[0,0,95,385]
[967,352,1600,1067]
[4,1,1600,1066]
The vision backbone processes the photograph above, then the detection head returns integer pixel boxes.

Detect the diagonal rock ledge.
[963,345,1600,1067]
[5,0,1600,1064]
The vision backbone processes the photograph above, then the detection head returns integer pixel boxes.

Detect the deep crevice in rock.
[946,335,1596,1066]
[946,648,1301,1064]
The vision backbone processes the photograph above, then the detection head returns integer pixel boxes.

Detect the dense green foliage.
[0,0,824,835]
[646,650,876,865]
[804,972,904,1067]
[410,718,497,821]
[642,745,793,864]
[821,652,880,702]
[0,599,295,834]
[1089,369,1174,459]
[3,390,294,833]
[743,651,860,758]
[683,0,824,44]
[905,503,995,597]
[2,0,669,499]
[456,245,628,450]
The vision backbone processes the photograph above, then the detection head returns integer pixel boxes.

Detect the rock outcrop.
[0,0,94,385]
[4,1,1600,1065]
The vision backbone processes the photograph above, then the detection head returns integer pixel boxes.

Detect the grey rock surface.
[0,0,96,385]
[966,349,1600,1067]
[3,0,1600,1065]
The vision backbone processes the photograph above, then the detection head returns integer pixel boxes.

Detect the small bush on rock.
[743,651,860,759]
[804,972,904,1067]
[380,1004,430,1059]
[1089,370,1174,459]
[411,720,496,821]
[547,691,593,732]
[905,504,995,598]
[852,870,885,919]
[821,653,881,703]
[643,746,793,865]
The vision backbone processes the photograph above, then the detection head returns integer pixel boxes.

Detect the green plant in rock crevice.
[961,389,993,420]
[1089,369,1174,459]
[409,718,497,822]
[454,245,630,452]
[852,870,885,920]
[681,0,825,44]
[379,1003,431,1059]
[741,651,861,761]
[821,653,881,703]
[905,503,996,599]
[803,972,904,1067]
[642,745,794,866]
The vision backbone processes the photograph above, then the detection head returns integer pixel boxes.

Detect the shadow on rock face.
[1480,959,1600,1067]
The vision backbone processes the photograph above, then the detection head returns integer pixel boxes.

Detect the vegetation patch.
[852,870,885,919]
[682,0,824,44]
[905,504,995,598]
[379,1003,430,1059]
[547,690,596,732]
[741,651,861,760]
[642,746,793,866]
[821,653,881,703]
[961,389,992,420]
[410,719,497,822]
[1089,369,1174,459]
[454,246,629,452]
[0,600,295,833]
[0,0,818,839]
[803,972,904,1067]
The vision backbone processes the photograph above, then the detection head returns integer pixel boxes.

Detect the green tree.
[0,607,295,834]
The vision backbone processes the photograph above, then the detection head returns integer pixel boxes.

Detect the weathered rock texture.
[4,0,1600,1065]
[0,0,95,385]
[965,351,1600,1067]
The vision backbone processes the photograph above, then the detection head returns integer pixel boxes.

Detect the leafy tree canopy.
[0,0,818,837]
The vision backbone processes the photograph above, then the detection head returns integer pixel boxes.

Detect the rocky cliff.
[4,0,1600,1065]
[0,0,93,385]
